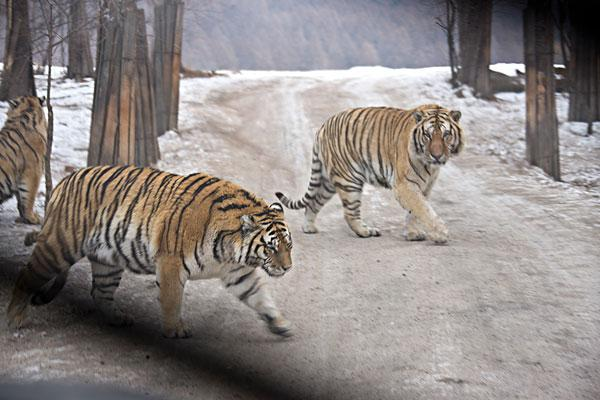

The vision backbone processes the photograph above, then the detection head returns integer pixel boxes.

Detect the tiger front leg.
[394,181,448,244]
[15,170,42,225]
[223,268,292,337]
[405,212,427,241]
[157,257,190,338]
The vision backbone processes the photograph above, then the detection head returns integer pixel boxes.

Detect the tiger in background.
[7,165,294,338]
[0,96,47,224]
[276,105,464,243]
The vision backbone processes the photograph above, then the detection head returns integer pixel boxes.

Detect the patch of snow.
[489,63,524,77]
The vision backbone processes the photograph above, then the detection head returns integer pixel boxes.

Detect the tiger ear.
[240,214,257,233]
[8,99,19,108]
[38,96,46,106]
[450,110,461,122]
[413,111,423,123]
[270,202,283,212]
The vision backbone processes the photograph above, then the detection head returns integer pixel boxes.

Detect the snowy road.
[1,68,599,400]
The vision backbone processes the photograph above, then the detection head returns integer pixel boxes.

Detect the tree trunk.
[567,3,600,126]
[67,0,94,80]
[0,0,35,100]
[457,0,492,98]
[523,0,560,180]
[153,0,184,136]
[44,3,55,210]
[88,1,159,167]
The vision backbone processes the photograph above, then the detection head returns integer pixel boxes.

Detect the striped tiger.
[7,165,294,338]
[276,105,464,243]
[0,96,47,224]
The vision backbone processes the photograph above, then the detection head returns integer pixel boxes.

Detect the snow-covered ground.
[0,66,599,400]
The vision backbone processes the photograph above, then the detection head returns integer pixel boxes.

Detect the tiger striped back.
[0,96,47,224]
[276,104,464,243]
[8,165,294,338]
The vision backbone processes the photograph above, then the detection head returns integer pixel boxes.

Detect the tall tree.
[0,0,36,100]
[67,0,94,80]
[41,0,55,209]
[88,0,159,166]
[523,0,560,180]
[566,2,599,134]
[456,0,492,98]
[153,0,184,136]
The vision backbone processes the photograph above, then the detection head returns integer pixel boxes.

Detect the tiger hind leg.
[336,183,381,238]
[14,170,42,225]
[90,261,131,326]
[302,179,336,234]
[6,242,78,329]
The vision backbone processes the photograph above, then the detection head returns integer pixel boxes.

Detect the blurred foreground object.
[0,382,160,400]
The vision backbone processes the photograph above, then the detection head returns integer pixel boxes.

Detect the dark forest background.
[0,0,530,71]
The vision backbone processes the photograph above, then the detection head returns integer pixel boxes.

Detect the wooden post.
[153,0,184,136]
[523,0,560,180]
[88,1,159,167]
[457,0,492,98]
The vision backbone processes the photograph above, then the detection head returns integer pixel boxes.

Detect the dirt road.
[1,70,599,400]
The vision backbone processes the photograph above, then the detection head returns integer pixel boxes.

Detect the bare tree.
[38,0,56,208]
[436,0,458,88]
[456,0,492,98]
[0,0,36,100]
[67,0,94,79]
[523,0,559,180]
[88,0,159,166]
[153,0,183,136]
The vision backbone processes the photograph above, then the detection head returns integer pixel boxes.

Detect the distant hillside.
[180,0,524,70]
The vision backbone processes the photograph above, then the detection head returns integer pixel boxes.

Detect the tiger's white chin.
[262,265,287,278]
[428,158,446,166]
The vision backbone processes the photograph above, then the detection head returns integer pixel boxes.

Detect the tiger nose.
[430,143,444,159]
[283,265,292,271]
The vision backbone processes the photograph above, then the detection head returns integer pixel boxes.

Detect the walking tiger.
[7,165,294,338]
[276,105,464,243]
[0,96,47,224]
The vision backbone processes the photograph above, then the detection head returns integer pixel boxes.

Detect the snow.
[489,63,523,77]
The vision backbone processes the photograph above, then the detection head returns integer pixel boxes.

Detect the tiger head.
[240,202,293,277]
[7,96,47,125]
[412,107,464,166]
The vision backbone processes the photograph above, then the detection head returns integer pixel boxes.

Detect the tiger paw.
[405,230,427,241]
[15,213,41,225]
[302,223,319,234]
[429,224,449,244]
[6,305,27,330]
[105,310,134,327]
[355,226,381,238]
[162,321,191,339]
[267,318,293,338]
